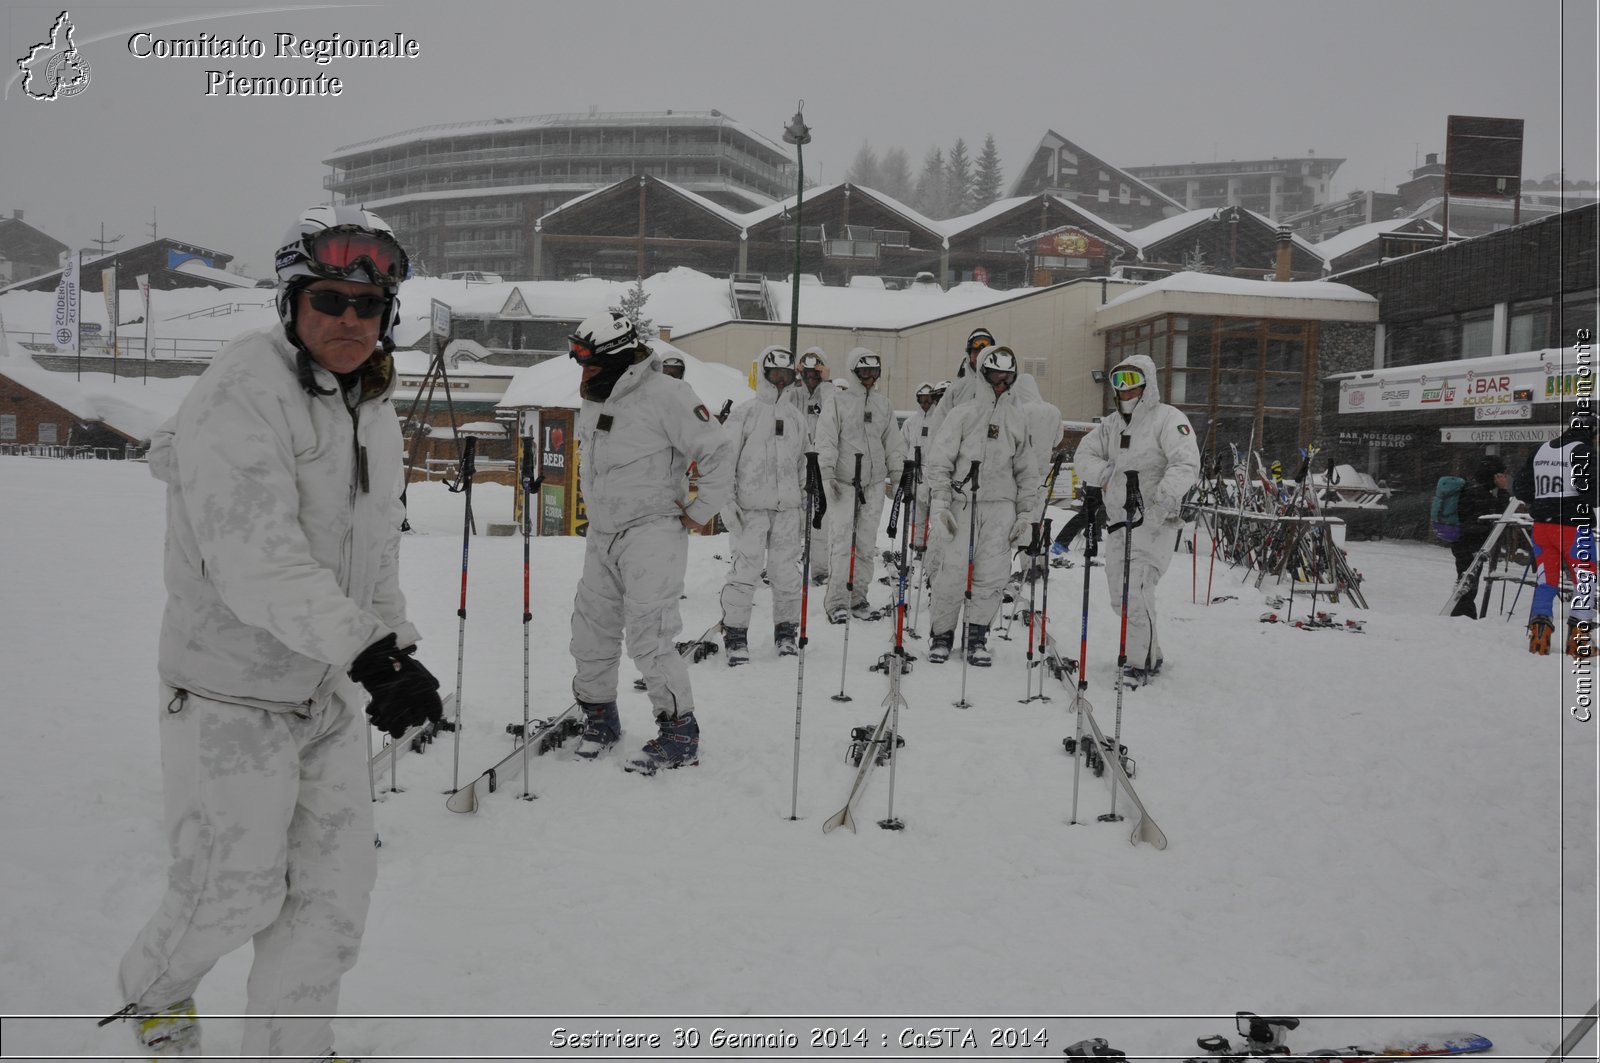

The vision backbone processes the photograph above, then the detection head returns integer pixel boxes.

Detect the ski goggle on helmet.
[275,207,408,290]
[966,327,996,354]
[853,353,882,378]
[1110,367,1146,391]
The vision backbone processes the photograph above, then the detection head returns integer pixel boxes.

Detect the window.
[1023,357,1048,380]
[38,422,57,444]
[1508,297,1552,352]
[0,414,14,440]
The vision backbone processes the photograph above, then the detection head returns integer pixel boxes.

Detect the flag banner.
[53,254,79,356]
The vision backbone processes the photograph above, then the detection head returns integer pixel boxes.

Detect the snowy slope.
[0,456,1592,1060]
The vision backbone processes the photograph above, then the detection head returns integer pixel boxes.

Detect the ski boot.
[136,998,200,1058]
[1528,615,1554,655]
[774,621,798,657]
[850,600,878,621]
[927,631,954,663]
[965,623,992,667]
[828,606,849,625]
[1568,619,1594,659]
[574,699,620,759]
[627,712,700,775]
[723,626,749,667]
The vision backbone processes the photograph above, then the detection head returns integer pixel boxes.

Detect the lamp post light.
[782,101,810,358]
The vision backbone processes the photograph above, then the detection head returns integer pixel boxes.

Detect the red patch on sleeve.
[694,405,710,422]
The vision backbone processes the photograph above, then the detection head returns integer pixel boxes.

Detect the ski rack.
[823,652,909,834]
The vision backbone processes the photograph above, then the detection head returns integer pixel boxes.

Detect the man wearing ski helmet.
[114,206,438,1062]
[925,346,1040,665]
[566,311,733,773]
[901,382,943,565]
[1073,354,1200,687]
[1514,406,1596,656]
[718,346,808,663]
[796,347,834,583]
[815,347,906,622]
[940,326,997,411]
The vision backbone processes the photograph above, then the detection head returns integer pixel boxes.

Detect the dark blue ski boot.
[574,699,620,759]
[626,711,699,775]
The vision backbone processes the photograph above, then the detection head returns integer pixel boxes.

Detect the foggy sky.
[3,0,1595,277]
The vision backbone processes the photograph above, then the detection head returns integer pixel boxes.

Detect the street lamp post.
[782,102,810,357]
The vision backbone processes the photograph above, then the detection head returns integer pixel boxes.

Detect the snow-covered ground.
[0,456,1593,1061]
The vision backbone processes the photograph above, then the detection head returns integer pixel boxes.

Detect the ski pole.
[518,434,541,801]
[1021,520,1040,704]
[886,461,916,650]
[909,446,927,640]
[1069,489,1101,826]
[791,453,827,821]
[832,453,865,704]
[879,466,915,832]
[1034,516,1053,704]
[1103,469,1142,824]
[954,460,981,709]
[446,435,477,795]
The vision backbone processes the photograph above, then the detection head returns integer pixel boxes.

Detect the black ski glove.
[349,633,444,738]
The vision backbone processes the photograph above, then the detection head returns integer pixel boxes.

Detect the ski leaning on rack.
[1437,495,1523,616]
[368,693,453,786]
[821,666,907,834]
[1043,632,1166,849]
[444,701,584,814]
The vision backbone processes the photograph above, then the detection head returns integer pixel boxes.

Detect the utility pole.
[92,222,124,257]
[147,208,158,241]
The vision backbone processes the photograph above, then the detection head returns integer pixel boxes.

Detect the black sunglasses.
[305,289,387,319]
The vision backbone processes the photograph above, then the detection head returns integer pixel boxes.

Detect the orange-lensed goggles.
[1110,368,1146,391]
[302,226,408,285]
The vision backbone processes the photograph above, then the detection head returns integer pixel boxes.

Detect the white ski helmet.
[979,345,1018,391]
[760,345,796,384]
[915,381,936,398]
[274,204,408,347]
[569,311,641,363]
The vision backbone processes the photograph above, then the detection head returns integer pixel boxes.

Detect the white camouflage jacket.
[576,351,733,535]
[724,374,806,513]
[926,385,1038,511]
[151,325,416,713]
[814,347,907,488]
[1073,353,1200,525]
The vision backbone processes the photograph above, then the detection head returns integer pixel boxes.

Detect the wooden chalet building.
[0,212,69,286]
[1127,207,1325,281]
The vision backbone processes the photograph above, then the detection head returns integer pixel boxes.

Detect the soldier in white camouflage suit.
[112,207,440,1062]
[814,347,906,622]
[718,346,807,663]
[567,312,733,773]
[925,346,1040,666]
[795,347,834,583]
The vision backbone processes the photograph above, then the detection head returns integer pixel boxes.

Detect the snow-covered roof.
[498,340,753,411]
[330,110,790,162]
[1314,218,1443,262]
[0,350,191,442]
[1100,271,1377,311]
[1123,206,1324,261]
[1326,346,1576,382]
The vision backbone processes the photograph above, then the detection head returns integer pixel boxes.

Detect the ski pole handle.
[964,459,981,493]
[1123,469,1143,522]
[450,435,478,492]
[805,452,827,527]
[852,452,865,505]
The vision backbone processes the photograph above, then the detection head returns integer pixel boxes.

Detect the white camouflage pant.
[930,499,1016,637]
[720,508,802,632]
[824,482,886,613]
[118,684,377,1062]
[1102,515,1179,670]
[570,517,693,720]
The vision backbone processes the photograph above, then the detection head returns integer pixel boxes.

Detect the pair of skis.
[444,619,722,814]
[1067,1010,1492,1062]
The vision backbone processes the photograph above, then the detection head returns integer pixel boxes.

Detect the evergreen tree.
[845,142,882,189]
[973,133,1005,208]
[946,138,975,216]
[914,146,948,218]
[610,278,655,338]
[880,147,915,203]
